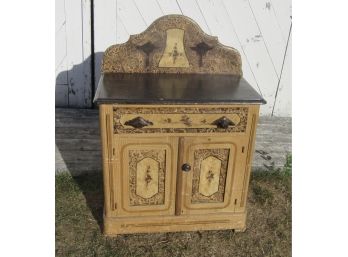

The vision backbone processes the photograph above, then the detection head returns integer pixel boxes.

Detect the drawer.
[113,106,249,134]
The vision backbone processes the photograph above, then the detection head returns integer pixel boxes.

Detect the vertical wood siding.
[56,0,292,116]
[55,0,92,108]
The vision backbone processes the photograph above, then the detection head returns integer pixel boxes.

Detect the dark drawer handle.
[212,116,235,129]
[124,116,153,128]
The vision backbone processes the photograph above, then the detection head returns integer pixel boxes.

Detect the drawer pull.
[124,116,153,128]
[212,116,235,129]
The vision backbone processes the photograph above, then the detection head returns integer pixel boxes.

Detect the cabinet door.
[113,137,178,217]
[176,137,246,215]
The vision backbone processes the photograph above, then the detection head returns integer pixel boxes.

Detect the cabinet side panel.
[99,104,114,216]
[99,105,108,161]
[239,105,260,210]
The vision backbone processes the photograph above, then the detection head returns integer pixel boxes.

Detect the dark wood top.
[93,73,266,105]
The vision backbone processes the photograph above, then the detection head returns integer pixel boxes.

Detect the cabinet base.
[103,212,247,235]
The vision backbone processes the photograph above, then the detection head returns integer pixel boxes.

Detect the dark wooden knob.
[181,163,191,172]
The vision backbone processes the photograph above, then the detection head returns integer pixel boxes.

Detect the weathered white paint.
[55,0,67,85]
[222,0,280,115]
[270,0,292,41]
[56,0,292,116]
[55,0,92,108]
[157,0,182,14]
[93,0,117,93]
[273,28,292,116]
[55,0,68,106]
[194,0,262,99]
[134,0,164,25]
[175,0,212,34]
[247,0,287,76]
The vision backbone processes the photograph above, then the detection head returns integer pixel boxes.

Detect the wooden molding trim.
[103,211,247,235]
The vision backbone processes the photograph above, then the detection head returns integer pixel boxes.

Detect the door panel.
[191,148,230,204]
[177,137,247,215]
[113,137,178,217]
[128,148,166,206]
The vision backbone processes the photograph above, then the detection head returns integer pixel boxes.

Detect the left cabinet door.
[112,136,178,217]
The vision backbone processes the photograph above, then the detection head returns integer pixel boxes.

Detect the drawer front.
[113,106,248,134]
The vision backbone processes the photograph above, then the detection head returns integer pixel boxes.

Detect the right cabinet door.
[177,136,247,215]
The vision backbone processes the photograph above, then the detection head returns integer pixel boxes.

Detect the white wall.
[56,0,292,116]
[55,0,92,108]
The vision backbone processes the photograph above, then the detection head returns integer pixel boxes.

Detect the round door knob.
[182,163,191,172]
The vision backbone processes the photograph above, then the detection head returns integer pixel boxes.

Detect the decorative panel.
[191,149,229,204]
[158,28,189,68]
[129,149,166,206]
[199,156,222,197]
[101,15,242,75]
[114,106,248,134]
[136,158,159,199]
